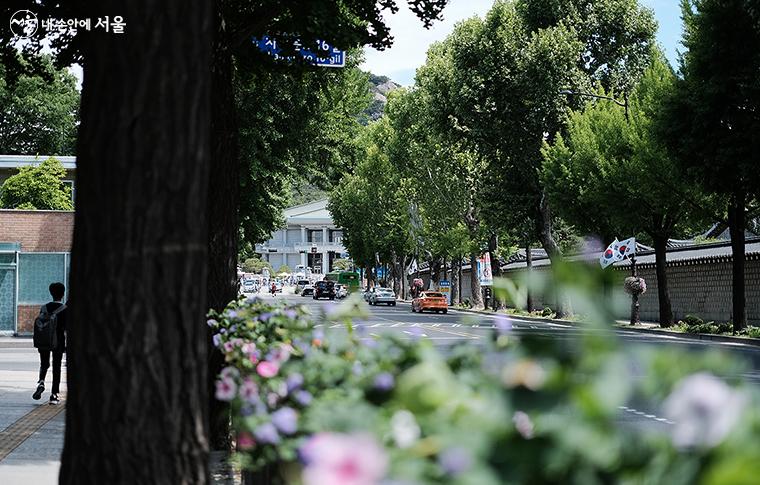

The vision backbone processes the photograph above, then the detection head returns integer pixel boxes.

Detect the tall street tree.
[0,54,79,155]
[661,0,760,331]
[543,55,711,326]
[0,0,450,481]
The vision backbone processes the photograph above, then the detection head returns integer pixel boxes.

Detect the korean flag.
[617,237,636,259]
[600,238,623,269]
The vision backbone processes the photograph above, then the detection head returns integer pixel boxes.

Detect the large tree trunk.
[451,257,460,305]
[525,243,533,313]
[430,257,442,289]
[206,6,240,451]
[728,192,747,331]
[536,191,572,317]
[469,252,484,309]
[652,234,674,327]
[488,233,503,310]
[61,2,212,482]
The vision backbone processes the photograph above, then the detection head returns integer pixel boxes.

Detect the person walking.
[32,282,68,405]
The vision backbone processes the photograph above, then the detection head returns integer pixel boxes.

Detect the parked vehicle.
[241,278,257,293]
[301,284,315,297]
[363,287,375,302]
[295,279,310,295]
[313,280,336,300]
[370,287,396,306]
[412,291,448,314]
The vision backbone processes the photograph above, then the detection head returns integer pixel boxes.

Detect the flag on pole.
[600,238,622,269]
[617,237,636,259]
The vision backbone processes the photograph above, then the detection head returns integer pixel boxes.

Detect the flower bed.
[209,295,760,485]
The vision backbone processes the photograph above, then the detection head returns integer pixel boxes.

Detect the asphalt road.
[260,290,760,434]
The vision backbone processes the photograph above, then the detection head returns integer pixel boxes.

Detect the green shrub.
[680,315,704,327]
[541,307,554,317]
[740,326,760,338]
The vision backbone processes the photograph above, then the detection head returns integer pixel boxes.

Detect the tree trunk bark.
[430,257,442,289]
[525,243,533,312]
[206,6,240,451]
[652,234,674,327]
[488,233,502,310]
[61,2,212,482]
[451,257,460,305]
[728,192,747,332]
[458,259,463,304]
[536,191,572,317]
[469,252,484,309]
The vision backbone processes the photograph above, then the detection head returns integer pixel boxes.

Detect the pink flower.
[237,431,255,450]
[301,432,388,485]
[223,341,235,353]
[257,361,279,378]
[239,378,259,404]
[215,376,237,402]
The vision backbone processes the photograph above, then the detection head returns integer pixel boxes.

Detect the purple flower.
[245,295,259,304]
[267,392,280,408]
[287,373,304,392]
[295,390,313,406]
[207,318,217,327]
[353,361,364,376]
[438,447,472,475]
[513,411,534,439]
[373,373,395,391]
[229,324,237,333]
[215,376,237,402]
[254,423,280,445]
[227,310,238,319]
[220,366,239,380]
[259,312,272,322]
[240,405,254,417]
[212,333,222,347]
[219,328,227,335]
[271,407,298,435]
[285,309,298,319]
[495,315,513,334]
[239,378,259,404]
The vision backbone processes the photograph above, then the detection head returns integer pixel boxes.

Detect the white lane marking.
[370,333,380,337]
[329,324,343,328]
[370,323,384,328]
[617,406,674,425]
[391,323,404,327]
[403,330,428,337]
[432,323,442,327]
[452,324,461,327]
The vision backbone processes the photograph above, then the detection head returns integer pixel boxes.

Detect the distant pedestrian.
[32,282,68,405]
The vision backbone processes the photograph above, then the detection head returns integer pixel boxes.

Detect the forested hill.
[364,73,401,123]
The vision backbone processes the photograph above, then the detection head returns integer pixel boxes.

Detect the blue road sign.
[254,36,346,68]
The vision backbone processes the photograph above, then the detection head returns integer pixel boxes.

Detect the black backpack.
[33,304,66,350]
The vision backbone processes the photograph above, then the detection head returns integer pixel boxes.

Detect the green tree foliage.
[661,0,760,330]
[237,61,371,246]
[0,157,73,210]
[242,257,273,275]
[543,55,710,325]
[329,117,415,288]
[278,264,292,274]
[0,54,79,155]
[332,258,352,271]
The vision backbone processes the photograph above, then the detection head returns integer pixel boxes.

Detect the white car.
[301,284,315,297]
[369,288,396,306]
[295,279,310,295]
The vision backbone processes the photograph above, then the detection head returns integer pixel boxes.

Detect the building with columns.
[255,199,348,275]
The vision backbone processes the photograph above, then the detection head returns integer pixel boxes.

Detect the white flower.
[663,372,746,449]
[390,410,420,449]
[512,411,534,439]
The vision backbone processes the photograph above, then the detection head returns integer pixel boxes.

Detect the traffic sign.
[438,280,451,304]
[254,36,346,68]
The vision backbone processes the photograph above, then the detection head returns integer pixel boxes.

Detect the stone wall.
[414,254,760,325]
[0,210,74,252]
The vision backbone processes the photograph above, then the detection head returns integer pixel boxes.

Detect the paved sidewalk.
[0,341,66,485]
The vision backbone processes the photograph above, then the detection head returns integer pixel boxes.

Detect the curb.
[0,337,33,349]
[611,325,760,347]
[397,300,760,348]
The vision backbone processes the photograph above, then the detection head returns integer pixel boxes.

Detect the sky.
[361,0,684,86]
